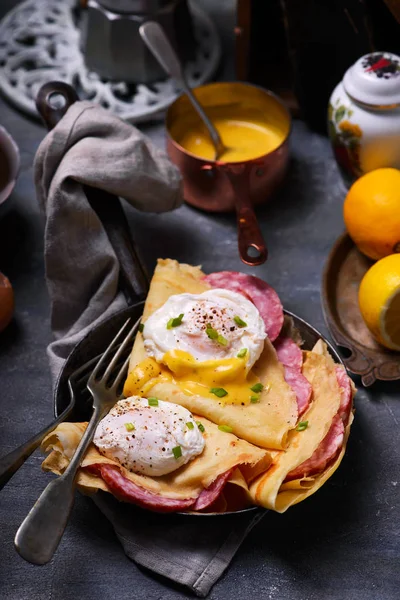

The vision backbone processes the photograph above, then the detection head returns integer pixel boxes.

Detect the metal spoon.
[139,21,226,161]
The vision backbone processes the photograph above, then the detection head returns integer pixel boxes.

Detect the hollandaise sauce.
[124,350,265,406]
[176,118,284,163]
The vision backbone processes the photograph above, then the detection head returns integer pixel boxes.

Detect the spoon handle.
[139,21,224,159]
[139,21,184,82]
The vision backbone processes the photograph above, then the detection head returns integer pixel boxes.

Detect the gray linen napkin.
[35,101,265,597]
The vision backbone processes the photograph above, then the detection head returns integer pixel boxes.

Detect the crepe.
[249,347,355,512]
[125,259,298,450]
[41,260,355,515]
[42,416,271,501]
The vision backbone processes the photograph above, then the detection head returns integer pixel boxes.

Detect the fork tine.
[88,318,132,384]
[73,344,122,390]
[100,317,141,383]
[111,352,132,392]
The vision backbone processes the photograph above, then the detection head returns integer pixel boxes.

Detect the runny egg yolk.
[123,349,262,406]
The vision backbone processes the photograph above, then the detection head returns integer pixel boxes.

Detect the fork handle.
[0,403,74,491]
[15,407,104,565]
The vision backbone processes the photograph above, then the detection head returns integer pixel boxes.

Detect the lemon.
[358,254,400,350]
[344,168,400,260]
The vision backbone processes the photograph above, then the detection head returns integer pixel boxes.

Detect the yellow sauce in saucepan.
[169,97,289,163]
[177,118,284,162]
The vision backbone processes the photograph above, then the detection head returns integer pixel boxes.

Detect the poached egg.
[143,289,266,368]
[124,289,267,406]
[93,396,205,476]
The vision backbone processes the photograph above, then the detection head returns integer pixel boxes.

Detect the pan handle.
[35,81,149,305]
[221,164,268,266]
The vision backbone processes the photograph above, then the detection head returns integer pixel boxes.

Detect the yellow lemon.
[358,254,400,350]
[344,168,400,260]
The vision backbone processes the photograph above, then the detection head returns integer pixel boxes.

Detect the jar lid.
[343,52,400,107]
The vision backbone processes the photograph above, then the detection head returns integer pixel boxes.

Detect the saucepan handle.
[35,81,149,305]
[222,164,268,266]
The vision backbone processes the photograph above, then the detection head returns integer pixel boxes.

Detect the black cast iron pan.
[37,82,344,518]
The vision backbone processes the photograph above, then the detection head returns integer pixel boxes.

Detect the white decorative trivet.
[0,0,220,122]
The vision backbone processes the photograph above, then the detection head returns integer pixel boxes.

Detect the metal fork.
[14,317,139,565]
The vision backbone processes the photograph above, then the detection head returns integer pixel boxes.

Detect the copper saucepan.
[165,82,292,266]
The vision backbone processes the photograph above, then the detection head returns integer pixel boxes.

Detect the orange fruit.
[343,168,400,260]
[358,254,400,350]
[0,272,14,332]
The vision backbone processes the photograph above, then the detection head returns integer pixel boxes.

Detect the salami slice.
[87,464,233,514]
[89,464,196,513]
[273,336,311,416]
[284,364,353,482]
[193,468,234,511]
[204,271,284,341]
[286,416,345,481]
[284,366,312,416]
[273,336,303,369]
[335,366,352,424]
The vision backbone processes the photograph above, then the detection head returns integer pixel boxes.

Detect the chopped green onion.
[206,324,228,346]
[186,422,194,430]
[217,334,228,346]
[237,348,248,358]
[172,445,182,459]
[210,387,228,398]
[250,383,264,394]
[234,316,247,328]
[206,323,218,340]
[296,421,308,432]
[218,424,233,433]
[125,422,135,432]
[196,421,205,433]
[167,313,184,329]
[138,323,144,333]
[250,396,260,403]
[148,397,159,407]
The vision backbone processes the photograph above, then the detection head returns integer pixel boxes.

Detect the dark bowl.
[54,303,344,517]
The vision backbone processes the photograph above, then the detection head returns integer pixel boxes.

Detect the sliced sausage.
[274,336,311,416]
[335,366,353,424]
[86,464,233,514]
[286,415,345,481]
[193,469,234,511]
[273,335,303,369]
[89,464,196,513]
[284,366,312,417]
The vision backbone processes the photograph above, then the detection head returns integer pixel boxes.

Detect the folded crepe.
[41,260,355,514]
[41,343,354,513]
[42,416,271,512]
[124,259,298,450]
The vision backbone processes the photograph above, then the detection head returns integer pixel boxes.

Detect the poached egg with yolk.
[94,396,205,476]
[125,289,267,406]
[143,289,266,368]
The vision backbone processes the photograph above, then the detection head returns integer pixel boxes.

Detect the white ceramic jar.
[328,52,400,186]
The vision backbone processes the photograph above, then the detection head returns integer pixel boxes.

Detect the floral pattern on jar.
[361,53,400,79]
[328,100,363,184]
